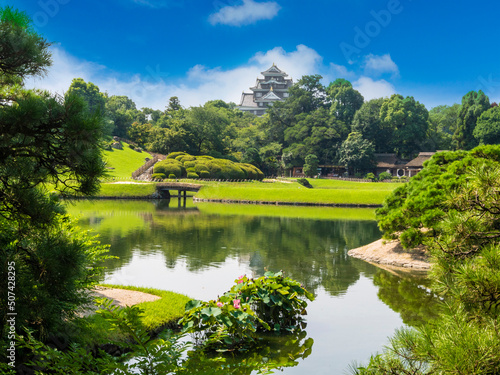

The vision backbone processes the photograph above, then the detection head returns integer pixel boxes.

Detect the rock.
[111,141,123,150]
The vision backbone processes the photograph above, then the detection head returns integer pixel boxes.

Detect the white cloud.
[25,44,322,110]
[353,76,396,101]
[364,53,399,78]
[209,0,281,26]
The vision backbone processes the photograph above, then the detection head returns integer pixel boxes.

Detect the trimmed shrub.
[197,155,214,160]
[151,173,166,180]
[166,151,186,159]
[199,170,210,179]
[168,174,176,179]
[186,167,196,173]
[297,178,313,188]
[184,161,196,169]
[187,172,199,179]
[176,154,196,163]
[365,172,376,181]
[378,171,392,181]
[154,159,186,178]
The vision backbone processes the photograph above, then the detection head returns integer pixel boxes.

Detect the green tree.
[453,90,490,150]
[338,132,375,175]
[0,6,109,341]
[473,105,500,145]
[379,94,429,157]
[303,154,319,177]
[283,107,349,164]
[127,121,153,148]
[327,78,364,126]
[425,104,460,151]
[351,98,391,153]
[67,77,106,114]
[106,95,144,138]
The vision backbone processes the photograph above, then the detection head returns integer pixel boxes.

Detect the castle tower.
[237,64,293,116]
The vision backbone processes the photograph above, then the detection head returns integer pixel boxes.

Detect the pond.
[66,198,436,374]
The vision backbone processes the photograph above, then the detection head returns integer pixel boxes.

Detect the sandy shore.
[348,238,431,270]
[79,286,161,317]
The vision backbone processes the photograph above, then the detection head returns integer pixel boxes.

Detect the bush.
[186,167,195,173]
[199,170,210,179]
[168,174,176,179]
[187,172,199,179]
[166,151,186,159]
[151,173,165,180]
[179,271,314,351]
[297,178,313,188]
[154,159,185,178]
[365,172,376,181]
[378,171,392,181]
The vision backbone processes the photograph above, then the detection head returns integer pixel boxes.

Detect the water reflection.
[66,199,438,374]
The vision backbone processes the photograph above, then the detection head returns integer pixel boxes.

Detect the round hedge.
[151,173,166,180]
[155,153,264,180]
[154,159,185,178]
[166,151,186,159]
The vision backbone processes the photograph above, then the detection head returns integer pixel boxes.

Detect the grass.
[76,285,191,346]
[193,178,399,206]
[97,182,157,197]
[103,142,152,179]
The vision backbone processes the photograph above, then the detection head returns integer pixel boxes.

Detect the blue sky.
[4,0,500,110]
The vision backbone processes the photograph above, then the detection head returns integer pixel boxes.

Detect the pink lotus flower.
[217,301,223,308]
[237,275,245,284]
[233,299,241,309]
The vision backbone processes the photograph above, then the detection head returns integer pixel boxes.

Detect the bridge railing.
[132,155,160,180]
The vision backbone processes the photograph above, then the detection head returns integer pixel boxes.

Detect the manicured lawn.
[193,178,399,206]
[102,142,152,179]
[97,182,156,197]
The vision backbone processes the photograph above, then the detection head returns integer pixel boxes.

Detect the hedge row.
[153,152,264,180]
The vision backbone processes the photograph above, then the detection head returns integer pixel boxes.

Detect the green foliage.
[156,152,264,180]
[351,98,389,153]
[365,172,375,181]
[154,158,185,178]
[168,174,177,179]
[16,299,190,374]
[453,90,490,150]
[303,154,319,177]
[0,8,111,343]
[187,172,199,179]
[338,132,376,174]
[473,105,500,145]
[327,78,364,125]
[377,171,392,181]
[356,152,500,374]
[296,178,313,188]
[179,271,314,352]
[376,145,500,248]
[151,173,166,180]
[379,94,429,158]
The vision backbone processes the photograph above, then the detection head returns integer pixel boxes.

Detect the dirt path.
[348,238,431,270]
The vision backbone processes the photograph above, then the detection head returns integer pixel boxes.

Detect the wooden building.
[237,64,293,116]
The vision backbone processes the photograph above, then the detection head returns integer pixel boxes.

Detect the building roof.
[261,64,287,76]
[239,92,257,107]
[260,90,282,101]
[405,152,436,168]
[374,153,408,169]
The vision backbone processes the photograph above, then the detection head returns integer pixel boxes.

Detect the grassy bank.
[97,182,157,197]
[103,142,152,179]
[77,285,191,346]
[193,178,398,206]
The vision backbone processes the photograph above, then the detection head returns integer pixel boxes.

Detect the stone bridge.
[155,182,202,199]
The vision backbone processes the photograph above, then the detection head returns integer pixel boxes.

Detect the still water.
[67,199,435,374]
